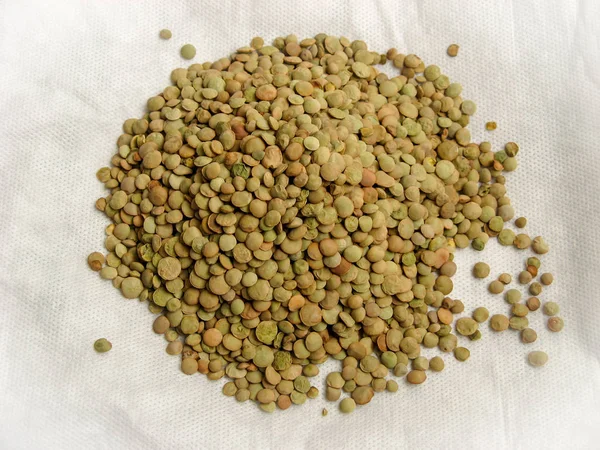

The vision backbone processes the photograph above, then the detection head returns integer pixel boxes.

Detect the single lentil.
[540,273,554,285]
[521,328,537,344]
[447,44,459,57]
[94,338,112,353]
[547,317,564,332]
[473,262,490,279]
[159,29,172,40]
[180,44,196,60]
[454,347,470,361]
[490,315,509,331]
[528,351,548,367]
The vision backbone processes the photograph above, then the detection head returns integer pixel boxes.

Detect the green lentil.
[489,280,504,294]
[527,257,541,269]
[512,304,529,317]
[527,297,541,311]
[468,330,482,341]
[540,273,554,286]
[529,282,543,296]
[456,317,479,336]
[472,307,489,323]
[518,271,533,284]
[521,328,537,344]
[543,302,559,316]
[528,351,548,367]
[429,356,445,372]
[505,289,522,305]
[490,314,509,331]
[509,316,529,331]
[453,347,470,361]
[531,236,549,254]
[339,397,356,413]
[180,44,196,60]
[547,317,564,332]
[515,217,527,228]
[93,338,112,353]
[159,29,172,40]
[473,262,490,279]
[498,273,512,284]
[447,44,459,57]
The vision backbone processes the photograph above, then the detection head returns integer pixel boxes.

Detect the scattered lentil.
[472,307,489,323]
[429,356,445,372]
[339,398,356,414]
[159,29,172,40]
[498,273,512,284]
[527,297,541,311]
[453,347,470,361]
[540,273,554,286]
[447,44,459,57]
[490,314,509,331]
[547,317,564,332]
[529,282,543,296]
[528,351,548,367]
[505,289,522,305]
[473,262,490,279]
[518,271,533,284]
[543,301,560,316]
[521,328,537,344]
[515,217,527,228]
[94,338,112,353]
[180,44,196,60]
[489,280,505,294]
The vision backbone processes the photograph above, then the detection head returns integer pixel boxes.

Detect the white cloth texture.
[0,0,599,448]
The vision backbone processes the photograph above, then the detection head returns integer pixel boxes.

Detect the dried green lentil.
[529,282,543,296]
[489,280,505,294]
[528,351,548,367]
[159,29,172,40]
[521,328,537,344]
[447,44,459,57]
[406,370,426,385]
[429,356,445,372]
[473,262,490,279]
[490,314,509,331]
[518,271,533,284]
[180,44,196,60]
[473,307,490,323]
[547,317,564,332]
[94,338,112,353]
[540,273,554,285]
[515,217,527,228]
[456,317,479,336]
[527,297,541,311]
[531,236,549,254]
[498,273,512,284]
[505,289,522,305]
[453,347,470,361]
[509,316,529,331]
[339,397,356,413]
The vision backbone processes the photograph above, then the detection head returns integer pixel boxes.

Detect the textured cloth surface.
[1,1,599,449]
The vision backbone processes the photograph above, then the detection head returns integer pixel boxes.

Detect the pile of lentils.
[88,33,559,414]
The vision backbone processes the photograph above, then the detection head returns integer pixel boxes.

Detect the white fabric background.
[1,0,599,448]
